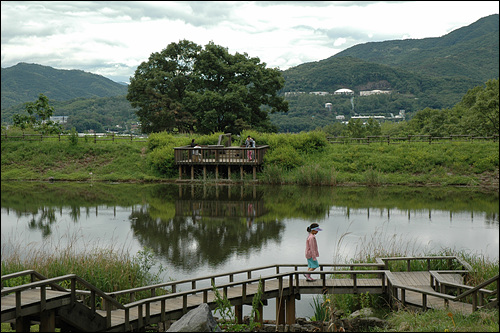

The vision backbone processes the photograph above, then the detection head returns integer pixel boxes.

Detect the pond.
[1,181,498,319]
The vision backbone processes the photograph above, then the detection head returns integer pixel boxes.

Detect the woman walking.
[304,223,322,281]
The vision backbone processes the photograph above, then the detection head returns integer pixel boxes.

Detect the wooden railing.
[376,255,473,272]
[1,272,124,329]
[105,263,386,304]
[174,145,269,165]
[430,271,499,311]
[327,134,499,144]
[1,132,147,143]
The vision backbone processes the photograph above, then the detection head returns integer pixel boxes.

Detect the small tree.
[12,94,62,134]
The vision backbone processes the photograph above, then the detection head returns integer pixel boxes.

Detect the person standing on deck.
[245,136,255,160]
[304,223,322,281]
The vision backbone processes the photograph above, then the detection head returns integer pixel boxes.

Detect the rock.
[348,307,374,319]
[166,303,221,332]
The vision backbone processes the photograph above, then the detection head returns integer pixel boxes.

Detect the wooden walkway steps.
[2,257,498,332]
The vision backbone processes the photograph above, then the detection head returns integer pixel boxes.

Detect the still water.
[1,181,499,319]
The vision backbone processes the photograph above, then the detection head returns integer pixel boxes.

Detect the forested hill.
[1,63,128,109]
[329,14,499,82]
[273,14,499,132]
[281,14,498,94]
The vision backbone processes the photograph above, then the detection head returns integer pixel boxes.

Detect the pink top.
[305,233,319,260]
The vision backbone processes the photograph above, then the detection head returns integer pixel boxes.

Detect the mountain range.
[1,14,498,133]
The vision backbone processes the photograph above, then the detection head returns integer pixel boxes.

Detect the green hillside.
[1,63,128,109]
[331,14,499,82]
[273,14,499,132]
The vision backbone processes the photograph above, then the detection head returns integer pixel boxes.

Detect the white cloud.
[1,1,498,83]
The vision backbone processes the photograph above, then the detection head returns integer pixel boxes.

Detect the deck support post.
[253,166,256,180]
[276,295,286,325]
[203,166,206,181]
[240,166,244,181]
[40,309,56,332]
[228,166,231,180]
[15,317,31,332]
[191,166,194,180]
[178,166,182,180]
[216,166,219,180]
[235,305,243,323]
[285,294,296,325]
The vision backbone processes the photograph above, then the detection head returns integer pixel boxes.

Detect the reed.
[1,231,166,304]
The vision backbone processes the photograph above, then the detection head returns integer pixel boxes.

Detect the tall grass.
[1,231,166,304]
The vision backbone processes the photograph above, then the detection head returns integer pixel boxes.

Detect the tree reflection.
[128,184,284,271]
[129,209,284,270]
[27,207,57,237]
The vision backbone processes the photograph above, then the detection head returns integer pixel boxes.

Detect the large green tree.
[454,79,499,136]
[127,40,288,134]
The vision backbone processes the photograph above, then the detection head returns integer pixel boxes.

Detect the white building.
[359,90,391,96]
[49,116,68,123]
[310,91,330,96]
[334,88,354,95]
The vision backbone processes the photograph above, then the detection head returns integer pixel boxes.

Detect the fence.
[1,132,147,143]
[327,134,499,144]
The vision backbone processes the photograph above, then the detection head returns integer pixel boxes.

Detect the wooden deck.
[174,145,269,181]
[2,257,498,332]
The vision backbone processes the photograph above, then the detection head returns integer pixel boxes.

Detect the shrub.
[264,145,305,169]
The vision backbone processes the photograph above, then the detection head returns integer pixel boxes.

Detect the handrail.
[386,270,498,312]
[429,270,492,293]
[1,274,124,309]
[122,269,387,309]
[1,269,68,292]
[1,273,125,329]
[379,255,470,271]
[455,274,499,299]
[107,263,385,298]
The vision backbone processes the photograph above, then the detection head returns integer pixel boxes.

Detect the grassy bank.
[1,131,498,188]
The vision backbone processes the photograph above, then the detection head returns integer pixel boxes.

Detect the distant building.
[284,91,305,97]
[359,90,391,96]
[351,115,386,120]
[325,103,332,111]
[49,116,68,123]
[334,88,354,95]
[310,91,330,96]
[336,115,345,120]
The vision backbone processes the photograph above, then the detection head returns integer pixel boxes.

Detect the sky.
[1,1,499,83]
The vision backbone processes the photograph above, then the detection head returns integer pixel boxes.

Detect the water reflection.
[2,182,499,274]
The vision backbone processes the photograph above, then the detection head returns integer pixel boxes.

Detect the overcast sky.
[1,1,498,83]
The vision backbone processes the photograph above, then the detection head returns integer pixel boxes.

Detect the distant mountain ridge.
[331,14,499,82]
[1,14,498,134]
[1,63,128,109]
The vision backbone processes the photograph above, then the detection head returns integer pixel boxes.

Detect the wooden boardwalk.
[2,257,498,332]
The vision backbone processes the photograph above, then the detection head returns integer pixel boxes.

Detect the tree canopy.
[12,93,62,134]
[127,40,288,134]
